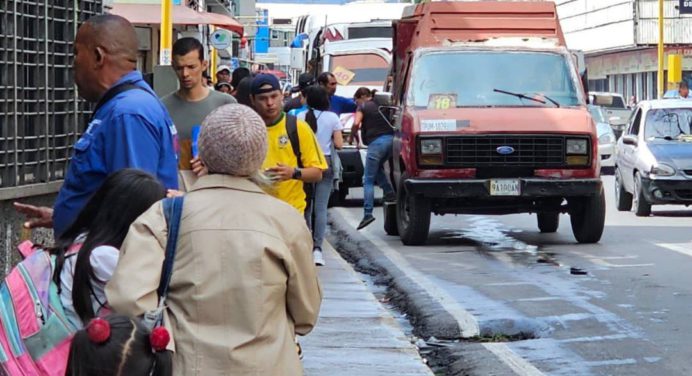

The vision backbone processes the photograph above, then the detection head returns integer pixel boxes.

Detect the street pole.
[160,0,172,66]
[657,0,664,98]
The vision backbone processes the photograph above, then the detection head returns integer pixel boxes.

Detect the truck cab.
[382,1,605,245]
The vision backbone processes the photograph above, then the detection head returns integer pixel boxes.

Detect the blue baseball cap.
[251,74,281,95]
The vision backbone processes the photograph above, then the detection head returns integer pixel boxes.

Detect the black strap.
[89,82,145,122]
[286,113,303,168]
[158,196,184,299]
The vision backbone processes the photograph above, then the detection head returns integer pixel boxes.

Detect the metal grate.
[444,135,566,167]
[0,0,101,190]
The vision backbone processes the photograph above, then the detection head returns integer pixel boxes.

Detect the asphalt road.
[331,176,692,376]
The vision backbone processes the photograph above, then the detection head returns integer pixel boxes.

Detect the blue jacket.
[53,71,179,237]
[329,95,357,116]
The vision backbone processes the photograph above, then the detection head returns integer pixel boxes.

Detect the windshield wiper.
[493,89,560,108]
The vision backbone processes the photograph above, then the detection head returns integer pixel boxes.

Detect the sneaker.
[384,192,396,203]
[357,215,376,230]
[313,249,325,266]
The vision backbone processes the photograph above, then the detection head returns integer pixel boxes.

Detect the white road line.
[658,243,692,258]
[481,343,545,376]
[335,207,546,376]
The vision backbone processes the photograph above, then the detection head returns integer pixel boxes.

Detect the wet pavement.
[301,243,433,376]
[330,176,692,375]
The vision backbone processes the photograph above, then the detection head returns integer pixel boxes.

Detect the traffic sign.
[210,29,232,50]
[681,0,692,14]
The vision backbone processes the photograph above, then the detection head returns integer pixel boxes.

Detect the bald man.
[14,15,179,237]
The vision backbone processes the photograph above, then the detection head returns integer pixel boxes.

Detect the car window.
[629,109,642,135]
[644,108,692,139]
[592,94,626,109]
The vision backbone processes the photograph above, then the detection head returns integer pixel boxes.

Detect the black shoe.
[384,192,396,203]
[357,215,376,230]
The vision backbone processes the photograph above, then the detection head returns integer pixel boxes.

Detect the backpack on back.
[0,241,80,376]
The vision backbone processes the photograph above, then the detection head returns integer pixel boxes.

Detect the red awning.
[110,4,243,35]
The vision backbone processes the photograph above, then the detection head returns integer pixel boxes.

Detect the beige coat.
[106,174,322,376]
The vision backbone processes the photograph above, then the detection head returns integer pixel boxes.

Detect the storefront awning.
[110,4,243,35]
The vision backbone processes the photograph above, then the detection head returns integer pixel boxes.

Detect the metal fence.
[0,0,101,199]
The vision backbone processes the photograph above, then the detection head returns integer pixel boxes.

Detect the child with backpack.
[0,169,166,376]
[66,314,172,376]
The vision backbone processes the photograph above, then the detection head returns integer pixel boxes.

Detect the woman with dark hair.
[54,168,166,328]
[233,76,255,107]
[350,87,395,230]
[298,85,343,266]
[66,314,172,376]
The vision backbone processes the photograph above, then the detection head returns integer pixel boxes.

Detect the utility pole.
[657,0,664,98]
[160,0,173,65]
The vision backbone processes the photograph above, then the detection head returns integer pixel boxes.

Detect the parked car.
[614,99,692,216]
[588,105,616,170]
[589,92,631,138]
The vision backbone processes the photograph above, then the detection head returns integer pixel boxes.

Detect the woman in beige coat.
[106,104,322,375]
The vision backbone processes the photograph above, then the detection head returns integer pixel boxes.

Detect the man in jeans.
[350,88,396,230]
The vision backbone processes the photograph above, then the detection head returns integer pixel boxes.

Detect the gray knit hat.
[199,104,267,176]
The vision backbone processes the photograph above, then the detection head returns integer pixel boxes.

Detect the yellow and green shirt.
[262,113,328,213]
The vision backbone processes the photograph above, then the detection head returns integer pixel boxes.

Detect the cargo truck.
[381,1,605,245]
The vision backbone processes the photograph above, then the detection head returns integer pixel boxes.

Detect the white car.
[589,105,616,169]
[589,92,632,138]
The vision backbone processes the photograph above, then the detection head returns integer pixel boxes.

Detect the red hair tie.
[150,327,170,352]
[86,318,111,344]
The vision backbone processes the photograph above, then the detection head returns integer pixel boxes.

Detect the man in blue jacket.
[14,14,179,237]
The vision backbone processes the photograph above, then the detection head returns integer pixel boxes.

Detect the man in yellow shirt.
[251,74,327,214]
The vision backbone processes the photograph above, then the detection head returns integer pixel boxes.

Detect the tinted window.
[348,27,392,39]
[629,109,642,135]
[330,53,389,86]
[592,95,626,109]
[410,51,582,108]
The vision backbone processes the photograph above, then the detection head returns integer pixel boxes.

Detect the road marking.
[570,250,654,269]
[558,333,630,343]
[658,243,692,258]
[481,343,545,376]
[335,207,546,376]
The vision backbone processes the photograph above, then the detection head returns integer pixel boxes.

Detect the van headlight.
[566,138,589,155]
[651,163,675,177]
[420,139,442,155]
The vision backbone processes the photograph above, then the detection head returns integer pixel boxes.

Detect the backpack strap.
[285,113,303,168]
[158,196,184,299]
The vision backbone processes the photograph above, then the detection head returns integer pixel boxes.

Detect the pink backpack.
[0,240,80,375]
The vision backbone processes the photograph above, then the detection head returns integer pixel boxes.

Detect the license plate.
[490,179,521,196]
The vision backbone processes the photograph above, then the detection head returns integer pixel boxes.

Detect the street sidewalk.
[301,243,433,376]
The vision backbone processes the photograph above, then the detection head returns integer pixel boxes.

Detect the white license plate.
[490,179,521,196]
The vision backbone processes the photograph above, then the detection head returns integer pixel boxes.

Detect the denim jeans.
[363,134,395,217]
[305,159,333,249]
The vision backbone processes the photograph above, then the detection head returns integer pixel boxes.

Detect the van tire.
[396,174,430,245]
[537,212,559,233]
[383,201,399,236]
[570,188,606,244]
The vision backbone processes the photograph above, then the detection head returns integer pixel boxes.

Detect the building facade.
[557,0,692,101]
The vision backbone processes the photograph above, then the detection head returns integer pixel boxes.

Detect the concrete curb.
[301,241,433,376]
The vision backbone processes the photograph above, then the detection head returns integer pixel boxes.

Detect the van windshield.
[410,51,582,108]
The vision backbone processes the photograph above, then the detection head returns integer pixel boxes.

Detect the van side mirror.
[374,92,393,106]
[622,135,638,146]
[378,105,400,129]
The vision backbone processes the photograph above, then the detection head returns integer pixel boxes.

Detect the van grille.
[445,135,567,167]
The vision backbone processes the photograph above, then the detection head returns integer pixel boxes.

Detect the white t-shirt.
[298,109,343,156]
[59,239,119,329]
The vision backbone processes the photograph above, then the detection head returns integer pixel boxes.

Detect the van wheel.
[537,212,559,233]
[396,174,430,245]
[614,169,633,211]
[570,188,606,244]
[383,201,399,236]
[633,172,651,217]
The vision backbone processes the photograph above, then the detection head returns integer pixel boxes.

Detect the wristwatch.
[292,167,302,180]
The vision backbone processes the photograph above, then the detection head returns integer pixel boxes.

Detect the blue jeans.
[305,159,333,249]
[363,134,395,217]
